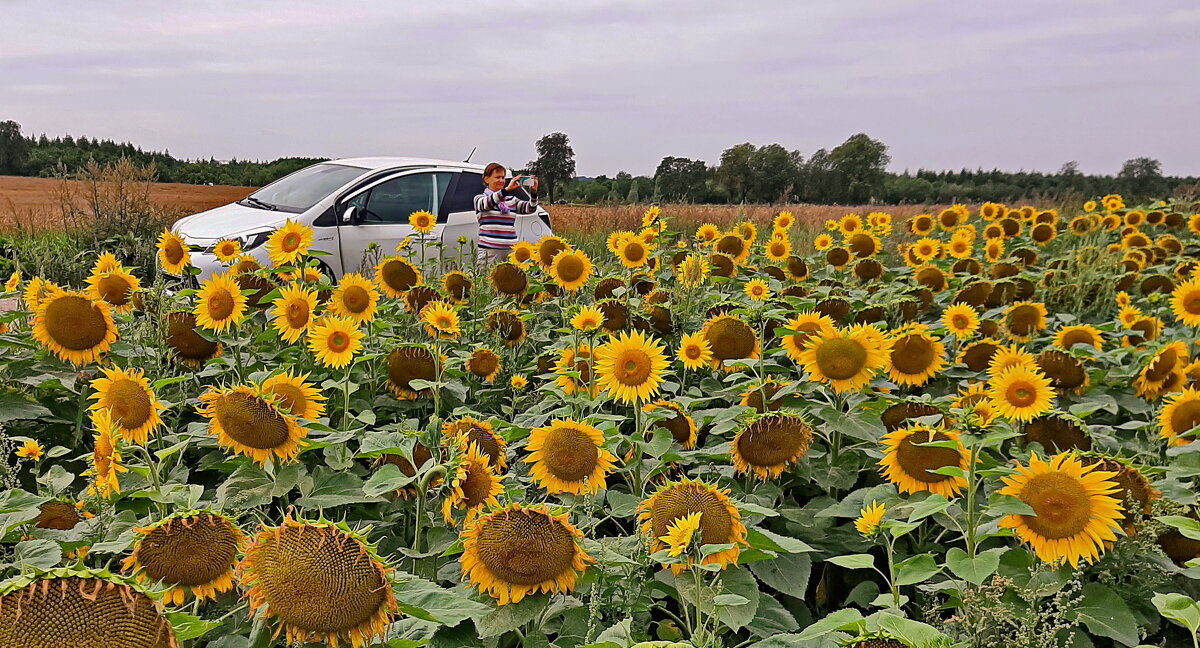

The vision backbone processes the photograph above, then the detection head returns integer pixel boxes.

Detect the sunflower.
[942,303,981,338]
[440,270,471,304]
[1054,324,1103,351]
[676,254,710,288]
[510,375,528,390]
[269,283,317,344]
[193,271,248,333]
[911,238,940,262]
[744,278,770,301]
[740,379,793,412]
[157,228,191,275]
[814,233,834,251]
[709,252,737,277]
[676,331,713,371]
[487,308,527,346]
[549,248,593,292]
[616,238,650,268]
[701,314,760,371]
[372,255,422,298]
[1037,350,1089,393]
[536,236,570,268]
[839,213,864,235]
[639,479,747,573]
[0,573,177,648]
[731,413,813,479]
[985,239,1005,263]
[461,503,592,604]
[386,345,445,399]
[32,290,118,365]
[442,443,504,524]
[89,366,164,445]
[85,408,127,497]
[998,452,1124,567]
[4,270,19,293]
[327,273,379,325]
[1159,387,1200,446]
[765,237,792,264]
[466,348,502,382]
[490,262,529,297]
[164,311,222,367]
[856,500,886,536]
[1170,277,1200,327]
[988,365,1055,421]
[86,266,140,313]
[879,425,967,496]
[266,220,313,267]
[261,370,326,421]
[569,305,604,332]
[1005,301,1048,341]
[212,239,242,263]
[307,315,364,369]
[988,343,1038,376]
[886,323,947,387]
[420,301,461,340]
[780,312,838,363]
[241,518,397,646]
[1134,341,1188,399]
[123,511,246,605]
[643,400,698,449]
[443,416,508,469]
[846,232,882,258]
[695,223,721,245]
[555,343,598,396]
[661,511,703,557]
[526,418,617,495]
[16,439,45,461]
[797,324,891,393]
[593,330,669,404]
[198,384,308,465]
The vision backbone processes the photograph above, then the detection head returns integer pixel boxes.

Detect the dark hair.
[483,162,506,179]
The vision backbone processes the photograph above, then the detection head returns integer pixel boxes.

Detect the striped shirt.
[474,189,538,249]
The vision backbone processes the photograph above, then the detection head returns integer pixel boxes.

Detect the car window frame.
[336,168,453,226]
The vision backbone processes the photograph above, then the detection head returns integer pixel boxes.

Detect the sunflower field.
[5,197,1200,648]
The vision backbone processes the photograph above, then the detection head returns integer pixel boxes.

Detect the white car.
[168,157,554,283]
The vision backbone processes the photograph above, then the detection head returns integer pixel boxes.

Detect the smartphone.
[518,175,537,188]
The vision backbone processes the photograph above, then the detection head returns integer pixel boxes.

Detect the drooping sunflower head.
[442,270,472,304]
[490,262,529,297]
[1077,456,1156,518]
[0,571,178,648]
[740,379,793,413]
[163,311,221,367]
[374,255,423,298]
[886,323,946,387]
[879,424,967,496]
[1004,301,1048,341]
[441,416,507,469]
[157,228,191,275]
[306,315,364,369]
[32,290,118,365]
[715,233,749,264]
[266,219,314,267]
[198,384,308,466]
[536,236,570,268]
[880,400,943,432]
[461,503,593,604]
[240,518,398,646]
[261,370,327,421]
[1024,413,1092,453]
[797,324,892,393]
[638,479,747,572]
[526,418,617,495]
[708,252,737,277]
[701,314,760,371]
[731,413,814,480]
[550,248,593,292]
[386,345,445,400]
[957,337,1001,372]
[270,283,318,344]
[1037,350,1089,393]
[998,452,1124,567]
[328,272,380,325]
[593,329,669,404]
[643,400,698,449]
[466,347,503,383]
[1054,324,1103,351]
[123,511,245,605]
[442,443,504,524]
[484,308,525,347]
[89,365,164,445]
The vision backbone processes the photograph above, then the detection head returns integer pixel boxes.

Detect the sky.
[3,0,1199,177]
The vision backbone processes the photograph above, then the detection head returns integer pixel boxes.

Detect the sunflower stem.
[885,533,900,609]
[965,437,981,558]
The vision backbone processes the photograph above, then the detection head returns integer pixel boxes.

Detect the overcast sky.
[3,1,1198,177]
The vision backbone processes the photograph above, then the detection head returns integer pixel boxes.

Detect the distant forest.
[1,119,1197,205]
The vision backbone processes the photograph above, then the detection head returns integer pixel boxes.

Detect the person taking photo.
[474,162,539,265]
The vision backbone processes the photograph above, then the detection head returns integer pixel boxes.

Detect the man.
[474,162,539,265]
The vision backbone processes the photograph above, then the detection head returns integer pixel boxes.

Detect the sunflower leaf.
[1068,583,1140,646]
[945,547,1003,585]
[826,553,875,570]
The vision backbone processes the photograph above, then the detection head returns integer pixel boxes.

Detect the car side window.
[446,173,484,213]
[361,172,452,223]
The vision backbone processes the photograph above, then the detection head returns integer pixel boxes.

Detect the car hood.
[173,202,290,242]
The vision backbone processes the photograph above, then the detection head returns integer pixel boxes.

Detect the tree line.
[3,120,1197,205]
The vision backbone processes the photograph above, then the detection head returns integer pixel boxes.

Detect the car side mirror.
[341,205,357,224]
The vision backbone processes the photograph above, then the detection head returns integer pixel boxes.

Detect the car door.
[336,170,453,275]
[439,171,484,268]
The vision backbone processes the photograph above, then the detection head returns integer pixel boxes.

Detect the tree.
[1058,161,1080,176]
[0,120,30,175]
[749,144,802,203]
[716,143,757,203]
[653,156,708,202]
[1118,157,1165,197]
[626,180,639,203]
[527,132,576,203]
[828,133,891,203]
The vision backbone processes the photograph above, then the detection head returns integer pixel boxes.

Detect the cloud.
[2,0,1198,176]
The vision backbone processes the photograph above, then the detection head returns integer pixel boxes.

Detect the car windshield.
[245,163,366,213]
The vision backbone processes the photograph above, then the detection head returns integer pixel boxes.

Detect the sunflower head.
[701,314,760,371]
[732,413,813,480]
[487,308,527,346]
[550,248,593,292]
[157,228,191,275]
[261,370,327,421]
[442,443,504,524]
[386,345,445,400]
[375,256,423,297]
[593,329,669,404]
[409,209,436,233]
[307,315,364,369]
[879,424,967,496]
[420,300,461,340]
[270,283,318,343]
[987,365,1055,422]
[164,311,221,367]
[266,220,314,267]
[123,511,245,605]
[886,323,946,387]
[797,324,891,393]
[198,384,308,466]
[241,518,398,646]
[328,273,380,325]
[32,290,119,365]
[536,236,570,268]
[461,503,593,604]
[89,365,164,445]
[638,479,747,573]
[526,418,617,495]
[466,347,503,382]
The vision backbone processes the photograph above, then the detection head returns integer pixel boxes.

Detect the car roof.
[333,157,487,173]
